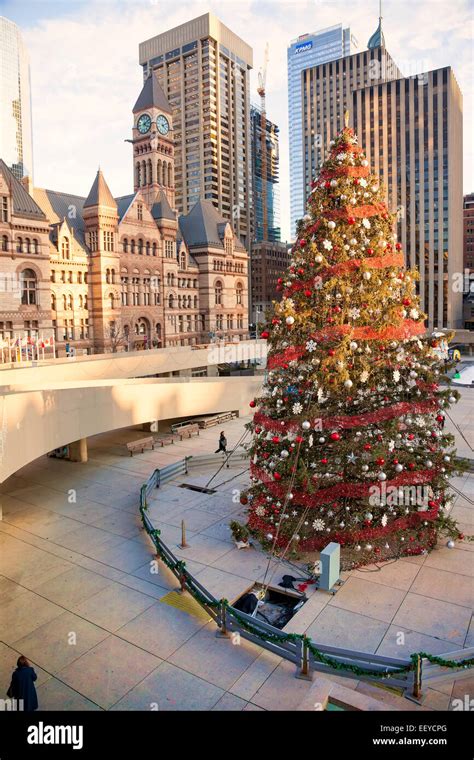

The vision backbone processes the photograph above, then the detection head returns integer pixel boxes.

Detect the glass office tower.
[250,104,281,243]
[0,17,34,181]
[287,24,357,237]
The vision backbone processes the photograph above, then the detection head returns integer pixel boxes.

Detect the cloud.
[22,0,473,243]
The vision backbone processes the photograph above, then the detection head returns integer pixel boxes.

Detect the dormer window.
[1,197,8,222]
[225,237,233,256]
[137,204,143,221]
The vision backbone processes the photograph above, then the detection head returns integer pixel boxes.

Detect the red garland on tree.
[244,120,466,569]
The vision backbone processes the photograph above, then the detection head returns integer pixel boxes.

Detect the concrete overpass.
[0,342,265,504]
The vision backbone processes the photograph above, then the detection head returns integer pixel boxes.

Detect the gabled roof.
[133,71,172,114]
[0,159,46,220]
[115,193,136,222]
[368,18,385,49]
[33,188,87,246]
[178,199,246,251]
[84,169,117,209]
[151,188,175,222]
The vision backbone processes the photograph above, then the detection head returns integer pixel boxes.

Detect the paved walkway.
[0,400,472,711]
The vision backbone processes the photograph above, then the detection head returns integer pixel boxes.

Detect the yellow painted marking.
[160,591,212,622]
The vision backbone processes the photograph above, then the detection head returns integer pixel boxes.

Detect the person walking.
[7,656,38,711]
[215,431,227,454]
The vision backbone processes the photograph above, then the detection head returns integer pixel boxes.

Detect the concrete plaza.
[0,396,472,711]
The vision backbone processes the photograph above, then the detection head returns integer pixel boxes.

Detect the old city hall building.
[0,72,249,355]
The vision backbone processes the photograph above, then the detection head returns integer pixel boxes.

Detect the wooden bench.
[197,411,238,429]
[156,434,176,447]
[126,437,155,456]
[176,423,200,440]
[170,420,197,434]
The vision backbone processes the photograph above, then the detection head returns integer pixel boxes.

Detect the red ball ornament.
[376,458,385,465]
[328,349,336,356]
[304,289,312,297]
[330,432,340,441]
[255,427,261,434]
[364,444,372,451]
[274,472,281,481]
[321,458,328,465]
[260,331,269,339]
[367,248,374,255]
[295,435,304,443]
[272,318,280,325]
[249,400,256,408]
[348,216,356,225]
[395,243,402,251]
[240,495,248,505]
[408,463,416,470]
[324,181,331,189]
[407,434,415,440]
[272,436,280,443]
[402,299,411,306]
[428,500,437,508]
[436,415,444,423]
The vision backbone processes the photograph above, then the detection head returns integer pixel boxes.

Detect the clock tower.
[132,71,175,209]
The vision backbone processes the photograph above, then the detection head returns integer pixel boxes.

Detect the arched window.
[194,295,198,308]
[77,271,82,283]
[146,241,150,256]
[21,269,37,305]
[123,238,129,253]
[61,237,70,259]
[106,269,111,284]
[51,293,56,311]
[130,239,136,254]
[111,269,115,284]
[1,235,7,252]
[63,294,67,311]
[32,239,39,254]
[84,272,88,284]
[162,161,167,186]
[138,239,143,255]
[152,242,157,257]
[17,237,23,253]
[168,164,173,187]
[168,294,174,308]
[178,295,182,309]
[25,238,31,254]
[109,293,114,309]
[236,282,243,305]
[157,160,162,185]
[135,163,141,187]
[180,252,186,270]
[79,295,83,308]
[68,294,74,310]
[214,281,223,306]
[156,323,162,339]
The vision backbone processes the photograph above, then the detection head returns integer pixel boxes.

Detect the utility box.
[319,542,341,594]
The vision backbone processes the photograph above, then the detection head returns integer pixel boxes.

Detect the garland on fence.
[139,498,473,679]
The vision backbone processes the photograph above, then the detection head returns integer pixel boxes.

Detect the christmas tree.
[244,119,465,569]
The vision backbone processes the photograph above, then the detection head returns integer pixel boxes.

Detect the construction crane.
[257,43,269,241]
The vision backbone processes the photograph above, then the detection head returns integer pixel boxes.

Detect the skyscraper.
[0,17,34,181]
[139,12,253,250]
[353,67,464,330]
[287,23,358,237]
[250,104,280,243]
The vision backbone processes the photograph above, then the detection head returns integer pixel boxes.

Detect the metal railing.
[138,456,473,701]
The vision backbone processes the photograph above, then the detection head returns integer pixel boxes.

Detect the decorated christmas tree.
[244,118,466,569]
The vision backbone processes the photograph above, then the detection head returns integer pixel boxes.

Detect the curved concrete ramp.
[0,375,262,483]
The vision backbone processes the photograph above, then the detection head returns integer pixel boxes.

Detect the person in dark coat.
[215,431,227,454]
[7,656,38,711]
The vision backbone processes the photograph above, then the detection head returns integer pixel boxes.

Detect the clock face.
[157,115,170,135]
[137,114,151,134]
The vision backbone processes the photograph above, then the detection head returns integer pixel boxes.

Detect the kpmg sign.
[295,41,313,54]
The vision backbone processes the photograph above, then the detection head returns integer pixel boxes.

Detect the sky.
[2,0,473,242]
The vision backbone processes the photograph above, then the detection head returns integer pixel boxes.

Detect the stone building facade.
[0,72,249,356]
